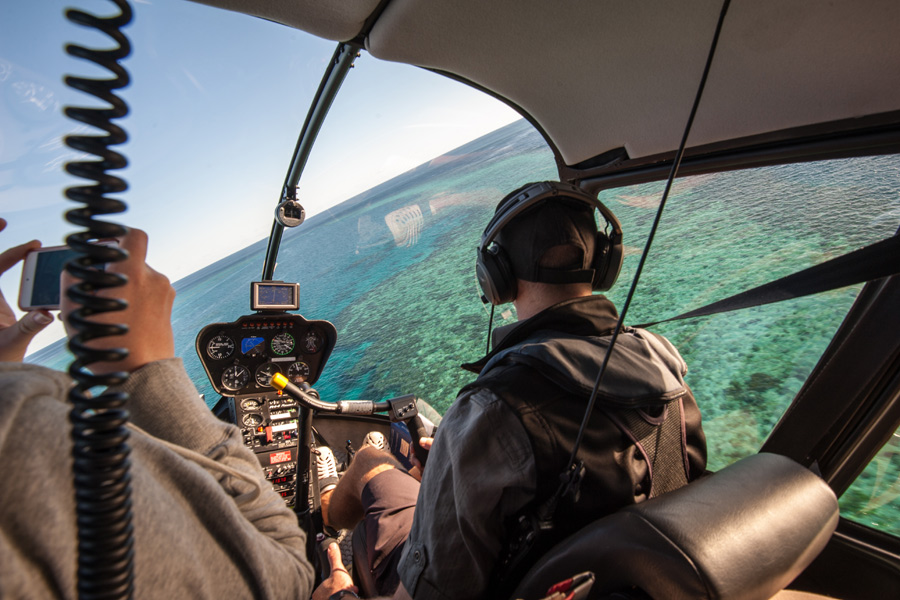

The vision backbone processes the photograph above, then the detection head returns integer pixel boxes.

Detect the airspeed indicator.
[271,332,295,355]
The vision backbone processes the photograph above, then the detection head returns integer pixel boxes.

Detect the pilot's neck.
[512,280,592,321]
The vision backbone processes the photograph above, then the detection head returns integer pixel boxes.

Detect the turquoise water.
[27,119,900,534]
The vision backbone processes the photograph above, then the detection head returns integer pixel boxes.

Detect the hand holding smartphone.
[0,219,59,361]
[18,242,116,311]
[18,245,78,311]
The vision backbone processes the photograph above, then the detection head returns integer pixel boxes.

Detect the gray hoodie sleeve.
[118,358,316,598]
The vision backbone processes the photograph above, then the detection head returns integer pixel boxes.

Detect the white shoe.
[362,431,386,451]
[316,446,339,494]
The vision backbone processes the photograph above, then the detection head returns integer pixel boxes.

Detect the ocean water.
[27,119,900,534]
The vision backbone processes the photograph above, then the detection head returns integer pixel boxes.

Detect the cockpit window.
[841,425,900,536]
[600,156,900,472]
[269,118,556,408]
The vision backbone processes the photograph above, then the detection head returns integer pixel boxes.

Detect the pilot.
[0,220,316,598]
[315,181,707,600]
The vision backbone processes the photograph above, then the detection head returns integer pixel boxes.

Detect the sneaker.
[316,445,339,494]
[362,431,386,451]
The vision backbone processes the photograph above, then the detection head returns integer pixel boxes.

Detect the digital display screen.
[252,281,299,310]
[272,476,290,485]
[269,450,292,464]
[241,336,265,354]
[32,248,78,306]
[259,285,293,306]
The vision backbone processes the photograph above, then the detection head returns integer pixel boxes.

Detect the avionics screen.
[252,282,299,310]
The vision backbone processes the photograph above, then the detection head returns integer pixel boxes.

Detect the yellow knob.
[271,372,289,390]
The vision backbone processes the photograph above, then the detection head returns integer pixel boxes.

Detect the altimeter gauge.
[255,362,282,387]
[221,364,250,392]
[287,360,311,384]
[271,332,295,356]
[207,335,235,360]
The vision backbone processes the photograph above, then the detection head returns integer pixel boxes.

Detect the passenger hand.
[60,227,175,374]
[312,542,358,600]
[0,219,55,362]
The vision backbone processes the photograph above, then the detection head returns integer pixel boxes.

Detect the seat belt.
[637,233,900,328]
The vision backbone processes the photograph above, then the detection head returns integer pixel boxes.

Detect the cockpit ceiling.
[188,0,384,43]
[191,0,900,168]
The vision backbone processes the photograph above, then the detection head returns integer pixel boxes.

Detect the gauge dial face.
[241,336,265,357]
[240,398,262,411]
[255,362,282,387]
[271,332,295,356]
[242,413,263,428]
[287,361,311,384]
[221,365,250,392]
[207,335,235,360]
[303,330,323,353]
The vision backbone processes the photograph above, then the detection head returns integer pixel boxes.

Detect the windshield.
[1,1,518,354]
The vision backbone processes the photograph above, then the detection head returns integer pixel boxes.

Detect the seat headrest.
[512,453,839,600]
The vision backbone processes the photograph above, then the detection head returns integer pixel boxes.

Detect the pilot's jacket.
[0,359,315,599]
[398,295,706,600]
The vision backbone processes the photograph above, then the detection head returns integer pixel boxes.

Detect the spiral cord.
[62,1,136,598]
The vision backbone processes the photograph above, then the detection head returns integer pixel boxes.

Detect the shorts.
[360,467,420,595]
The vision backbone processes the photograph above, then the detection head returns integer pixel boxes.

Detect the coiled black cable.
[62,1,135,598]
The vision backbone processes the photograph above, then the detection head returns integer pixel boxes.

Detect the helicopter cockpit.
[3,0,900,598]
[194,279,434,510]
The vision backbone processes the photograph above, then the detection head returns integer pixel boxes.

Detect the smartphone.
[18,242,115,311]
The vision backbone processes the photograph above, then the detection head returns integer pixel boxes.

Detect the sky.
[0,0,519,352]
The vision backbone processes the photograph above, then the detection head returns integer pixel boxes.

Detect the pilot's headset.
[475,181,624,305]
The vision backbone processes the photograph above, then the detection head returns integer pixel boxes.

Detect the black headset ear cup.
[476,243,517,305]
[592,230,624,292]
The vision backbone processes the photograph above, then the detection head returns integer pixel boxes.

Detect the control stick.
[270,374,430,466]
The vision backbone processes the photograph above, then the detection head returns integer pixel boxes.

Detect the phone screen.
[30,247,79,308]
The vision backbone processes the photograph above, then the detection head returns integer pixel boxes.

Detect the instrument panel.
[211,390,303,505]
[198,311,337,506]
[196,313,337,396]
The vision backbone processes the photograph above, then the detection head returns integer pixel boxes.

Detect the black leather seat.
[510,453,839,600]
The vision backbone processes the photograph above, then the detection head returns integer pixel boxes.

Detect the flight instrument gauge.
[242,413,263,428]
[303,330,323,353]
[222,365,251,392]
[271,332,295,356]
[240,398,262,411]
[287,361,310,384]
[241,336,265,358]
[255,362,282,387]
[207,335,235,360]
